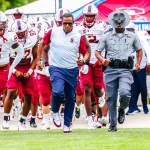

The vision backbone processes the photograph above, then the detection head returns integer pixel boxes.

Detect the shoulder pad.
[126,28,135,33]
[104,28,113,34]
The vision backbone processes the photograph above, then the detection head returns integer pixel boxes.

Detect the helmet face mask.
[0,22,6,36]
[0,11,7,36]
[82,4,98,27]
[13,13,23,19]
[0,28,5,36]
[84,15,96,26]
[16,31,27,41]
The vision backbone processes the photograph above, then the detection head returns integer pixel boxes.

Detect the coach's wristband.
[28,68,33,75]
[12,69,16,74]
[44,62,49,66]
[83,59,89,66]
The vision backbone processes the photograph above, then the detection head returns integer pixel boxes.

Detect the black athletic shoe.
[118,107,125,124]
[108,126,117,132]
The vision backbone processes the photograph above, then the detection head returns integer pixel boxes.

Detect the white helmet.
[0,11,7,36]
[54,8,70,26]
[11,19,28,41]
[0,11,7,23]
[82,4,98,27]
[27,16,36,28]
[34,15,44,31]
[47,17,56,28]
[34,15,44,23]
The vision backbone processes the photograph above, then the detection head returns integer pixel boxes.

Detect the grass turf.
[0,128,150,150]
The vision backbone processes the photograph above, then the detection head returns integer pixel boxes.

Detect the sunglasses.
[63,22,73,25]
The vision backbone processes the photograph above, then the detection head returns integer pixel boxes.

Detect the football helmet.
[47,17,56,28]
[54,8,70,27]
[11,19,28,42]
[82,4,98,27]
[34,15,44,24]
[27,16,36,27]
[34,15,44,32]
[0,11,7,36]
[12,9,24,19]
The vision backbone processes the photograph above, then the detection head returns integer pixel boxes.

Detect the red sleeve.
[43,29,52,45]
[79,36,87,54]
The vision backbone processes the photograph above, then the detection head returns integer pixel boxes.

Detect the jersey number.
[87,35,98,43]
[14,49,30,59]
[24,49,30,59]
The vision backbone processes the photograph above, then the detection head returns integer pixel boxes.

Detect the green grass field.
[0,128,150,150]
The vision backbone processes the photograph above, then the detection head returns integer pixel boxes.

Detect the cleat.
[52,112,61,127]
[18,121,27,131]
[100,116,108,127]
[63,125,72,133]
[43,123,50,130]
[2,120,10,130]
[87,116,95,129]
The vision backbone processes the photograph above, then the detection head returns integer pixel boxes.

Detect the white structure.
[5,0,93,16]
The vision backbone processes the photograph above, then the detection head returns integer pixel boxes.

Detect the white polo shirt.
[43,26,87,69]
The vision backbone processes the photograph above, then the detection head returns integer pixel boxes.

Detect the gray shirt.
[96,28,142,60]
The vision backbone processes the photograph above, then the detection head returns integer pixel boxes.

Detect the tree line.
[0,0,36,11]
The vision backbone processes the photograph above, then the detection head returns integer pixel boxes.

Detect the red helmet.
[0,11,7,36]
[82,4,98,27]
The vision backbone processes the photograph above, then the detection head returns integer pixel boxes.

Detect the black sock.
[20,117,26,123]
[4,116,10,121]
[30,117,35,122]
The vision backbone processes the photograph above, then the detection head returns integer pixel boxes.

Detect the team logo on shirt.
[83,28,86,34]
[14,35,18,42]
[70,38,74,43]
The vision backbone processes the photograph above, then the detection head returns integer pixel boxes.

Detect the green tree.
[0,0,36,11]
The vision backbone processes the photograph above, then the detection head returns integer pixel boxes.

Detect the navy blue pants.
[49,66,79,127]
[129,67,147,111]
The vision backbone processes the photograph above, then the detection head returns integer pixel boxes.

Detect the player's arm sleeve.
[43,29,52,45]
[11,42,24,69]
[133,34,142,52]
[79,36,88,55]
